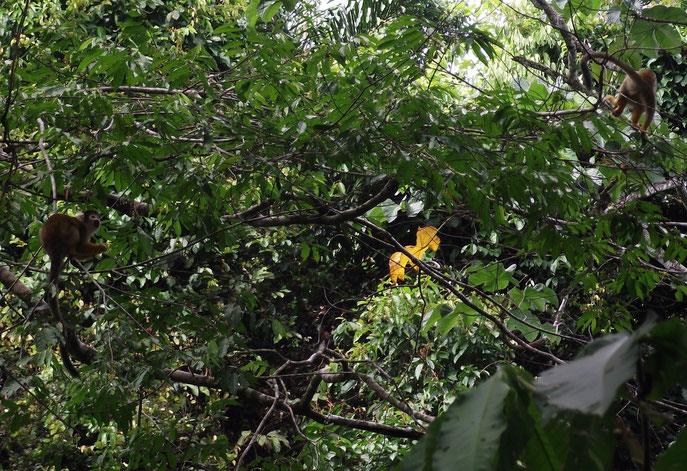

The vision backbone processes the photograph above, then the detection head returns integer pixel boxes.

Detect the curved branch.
[528,0,583,80]
[244,178,398,227]
[356,371,435,423]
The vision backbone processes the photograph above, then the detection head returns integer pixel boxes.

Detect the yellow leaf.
[416,226,440,251]
[388,226,441,283]
[389,251,408,283]
[407,245,427,271]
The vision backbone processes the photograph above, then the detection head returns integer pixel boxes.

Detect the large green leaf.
[535,318,655,415]
[656,422,687,471]
[467,263,515,292]
[644,318,687,399]
[400,369,510,471]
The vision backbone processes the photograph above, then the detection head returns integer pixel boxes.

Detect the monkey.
[39,211,108,282]
[39,210,107,376]
[581,52,657,132]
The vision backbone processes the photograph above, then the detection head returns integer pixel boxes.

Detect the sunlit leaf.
[388,227,441,283]
[416,225,440,251]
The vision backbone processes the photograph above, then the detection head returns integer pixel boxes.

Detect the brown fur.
[39,211,107,376]
[581,52,657,132]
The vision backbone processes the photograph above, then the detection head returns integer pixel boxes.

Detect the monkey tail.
[60,343,80,378]
[582,52,645,90]
[48,256,62,283]
[580,54,594,90]
[46,272,80,378]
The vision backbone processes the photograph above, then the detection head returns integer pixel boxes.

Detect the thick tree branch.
[94,86,203,99]
[301,408,423,439]
[606,178,682,213]
[0,264,50,317]
[244,178,398,227]
[513,56,589,94]
[356,371,435,423]
[528,0,583,80]
[52,190,153,216]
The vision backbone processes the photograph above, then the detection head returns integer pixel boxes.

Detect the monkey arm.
[70,242,108,260]
[603,94,626,117]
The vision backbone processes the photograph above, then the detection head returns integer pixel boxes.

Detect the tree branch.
[94,86,203,99]
[164,368,424,439]
[528,0,583,80]
[244,178,398,227]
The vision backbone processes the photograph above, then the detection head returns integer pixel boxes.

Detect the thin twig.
[37,118,57,213]
[234,382,280,470]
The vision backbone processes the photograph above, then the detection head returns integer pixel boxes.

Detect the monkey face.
[82,210,101,229]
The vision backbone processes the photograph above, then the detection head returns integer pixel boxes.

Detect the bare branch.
[513,56,588,94]
[607,178,682,213]
[356,371,435,423]
[94,86,203,99]
[55,190,153,216]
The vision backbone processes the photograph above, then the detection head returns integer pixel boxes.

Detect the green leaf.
[78,37,94,51]
[436,311,460,335]
[524,284,557,311]
[656,422,687,470]
[365,206,386,226]
[400,369,510,471]
[471,41,489,66]
[8,409,30,433]
[136,228,154,256]
[468,263,515,292]
[281,0,298,10]
[643,5,687,23]
[496,368,551,471]
[262,1,283,22]
[506,310,541,342]
[246,0,261,27]
[300,243,311,261]
[575,122,591,154]
[627,19,680,55]
[421,304,449,334]
[535,317,655,415]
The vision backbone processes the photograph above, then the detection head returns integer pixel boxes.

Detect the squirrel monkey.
[39,211,108,282]
[39,210,107,376]
[581,52,657,132]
